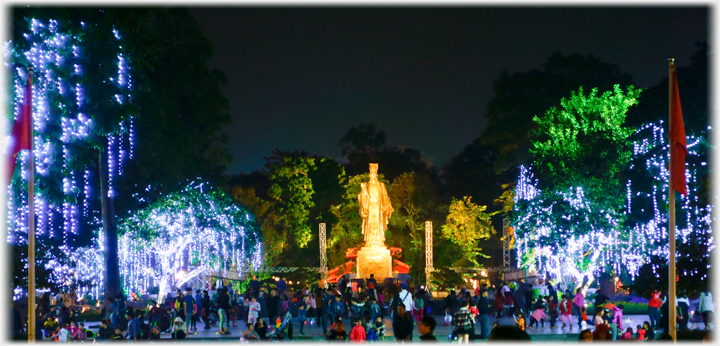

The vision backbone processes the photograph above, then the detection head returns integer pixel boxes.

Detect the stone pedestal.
[356,246,393,279]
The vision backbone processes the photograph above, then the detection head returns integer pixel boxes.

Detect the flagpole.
[27,67,35,342]
[668,58,677,342]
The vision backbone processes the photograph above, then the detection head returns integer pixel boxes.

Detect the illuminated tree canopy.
[117,181,262,300]
[513,82,713,291]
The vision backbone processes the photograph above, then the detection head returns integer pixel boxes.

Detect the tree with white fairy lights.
[6,13,135,298]
[512,84,713,293]
[59,181,263,299]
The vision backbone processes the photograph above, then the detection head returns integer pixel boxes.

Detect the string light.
[6,18,136,293]
[513,122,713,284]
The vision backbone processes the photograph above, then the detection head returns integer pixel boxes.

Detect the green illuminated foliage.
[268,156,318,248]
[441,196,496,265]
[530,84,640,212]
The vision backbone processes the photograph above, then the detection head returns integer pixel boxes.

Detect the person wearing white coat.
[698,289,714,331]
[398,284,414,316]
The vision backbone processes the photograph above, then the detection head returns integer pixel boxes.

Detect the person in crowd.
[126,312,141,341]
[529,304,549,329]
[494,286,505,318]
[524,283,534,320]
[642,321,655,340]
[610,304,624,341]
[476,289,491,339]
[579,329,593,342]
[332,295,345,324]
[323,289,336,334]
[373,316,385,340]
[350,318,367,342]
[636,324,645,340]
[96,319,112,340]
[250,275,261,299]
[327,317,348,342]
[218,287,231,336]
[678,296,690,331]
[487,325,531,340]
[453,300,474,344]
[43,315,57,336]
[445,290,459,317]
[503,284,515,318]
[314,289,325,331]
[513,313,526,332]
[414,293,425,323]
[370,298,382,323]
[245,295,261,326]
[698,288,715,331]
[648,289,661,329]
[659,296,670,332]
[110,328,124,340]
[201,290,211,330]
[559,294,573,330]
[172,316,186,340]
[277,277,287,297]
[622,327,633,339]
[255,318,268,339]
[419,315,437,342]
[183,287,194,333]
[367,274,378,300]
[594,308,607,327]
[266,289,280,327]
[243,322,260,341]
[393,304,414,342]
[298,303,308,336]
[547,294,559,329]
[573,286,586,327]
[593,323,611,340]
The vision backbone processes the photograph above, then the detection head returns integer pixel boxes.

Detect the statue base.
[356,246,393,280]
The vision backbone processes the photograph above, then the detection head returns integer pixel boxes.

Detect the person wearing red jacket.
[647,291,661,329]
[349,319,366,343]
[559,295,573,330]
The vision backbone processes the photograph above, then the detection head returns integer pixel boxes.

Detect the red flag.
[6,74,32,184]
[669,62,687,196]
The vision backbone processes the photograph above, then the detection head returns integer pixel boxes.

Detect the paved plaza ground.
[76,313,693,343]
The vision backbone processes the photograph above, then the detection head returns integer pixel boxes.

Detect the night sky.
[191,7,708,175]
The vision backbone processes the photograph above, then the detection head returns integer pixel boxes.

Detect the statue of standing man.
[358,163,394,248]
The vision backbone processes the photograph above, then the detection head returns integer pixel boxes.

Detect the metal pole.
[27,68,35,343]
[319,223,327,275]
[425,221,433,288]
[668,58,677,342]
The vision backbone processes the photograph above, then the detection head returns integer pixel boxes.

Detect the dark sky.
[191,7,708,175]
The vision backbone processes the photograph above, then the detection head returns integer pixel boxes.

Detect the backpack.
[282,300,289,312]
[368,282,375,289]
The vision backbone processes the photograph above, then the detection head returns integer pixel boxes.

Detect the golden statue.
[358,163,394,248]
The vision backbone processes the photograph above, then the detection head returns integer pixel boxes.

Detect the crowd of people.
[13,274,715,343]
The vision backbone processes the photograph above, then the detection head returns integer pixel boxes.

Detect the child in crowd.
[373,316,385,340]
[514,313,526,331]
[110,328,124,340]
[370,299,381,322]
[529,305,549,329]
[548,294,559,329]
[350,318,367,342]
[622,327,633,339]
[298,304,307,335]
[245,296,261,325]
[559,294,573,330]
[636,324,645,340]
